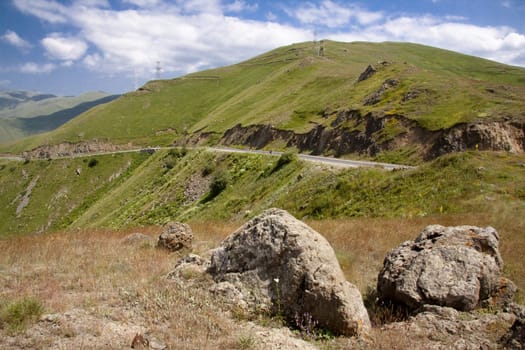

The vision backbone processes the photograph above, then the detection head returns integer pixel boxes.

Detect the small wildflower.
[273,278,279,283]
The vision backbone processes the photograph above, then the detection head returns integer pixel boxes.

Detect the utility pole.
[155,61,162,80]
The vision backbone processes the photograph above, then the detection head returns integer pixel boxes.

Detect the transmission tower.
[155,61,162,79]
[313,28,318,55]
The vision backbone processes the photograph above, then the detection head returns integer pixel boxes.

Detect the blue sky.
[1,0,524,96]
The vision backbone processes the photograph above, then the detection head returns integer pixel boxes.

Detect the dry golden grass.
[0,226,238,349]
[309,207,525,299]
[1,205,523,349]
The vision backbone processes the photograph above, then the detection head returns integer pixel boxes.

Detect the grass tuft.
[0,296,44,333]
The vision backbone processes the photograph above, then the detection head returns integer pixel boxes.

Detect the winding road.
[0,146,414,170]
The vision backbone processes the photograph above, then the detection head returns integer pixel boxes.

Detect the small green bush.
[272,152,297,173]
[168,147,187,159]
[88,158,99,168]
[0,296,44,333]
[202,163,214,177]
[202,171,229,202]
[209,172,228,197]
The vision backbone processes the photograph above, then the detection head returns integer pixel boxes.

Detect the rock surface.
[357,64,377,82]
[121,233,155,246]
[378,305,516,350]
[157,222,193,252]
[208,208,371,336]
[377,225,513,311]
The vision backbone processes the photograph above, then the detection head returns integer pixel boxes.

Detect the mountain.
[0,90,119,144]
[3,41,524,163]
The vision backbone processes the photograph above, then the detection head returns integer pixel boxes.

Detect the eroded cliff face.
[23,140,131,159]
[218,110,525,160]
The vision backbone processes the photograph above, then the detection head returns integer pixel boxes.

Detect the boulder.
[157,222,193,252]
[208,208,371,336]
[500,303,525,349]
[121,233,155,246]
[380,305,516,350]
[166,254,210,283]
[377,225,513,311]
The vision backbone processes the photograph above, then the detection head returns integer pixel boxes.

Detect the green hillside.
[1,149,524,237]
[3,41,524,154]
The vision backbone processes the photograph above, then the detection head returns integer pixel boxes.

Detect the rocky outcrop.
[207,208,371,336]
[15,175,39,217]
[218,113,525,160]
[157,222,193,252]
[429,121,525,158]
[380,305,516,350]
[220,113,422,157]
[22,141,131,159]
[357,65,377,82]
[377,225,515,311]
[364,79,399,105]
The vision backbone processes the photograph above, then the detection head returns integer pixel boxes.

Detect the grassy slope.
[0,152,149,236]
[2,149,522,237]
[3,41,525,153]
[1,150,524,300]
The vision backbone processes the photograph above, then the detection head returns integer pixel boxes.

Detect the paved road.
[0,146,414,170]
[209,147,414,170]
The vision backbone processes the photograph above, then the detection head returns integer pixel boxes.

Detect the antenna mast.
[155,61,162,80]
[313,28,318,55]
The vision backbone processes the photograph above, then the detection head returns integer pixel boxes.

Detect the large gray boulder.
[378,225,515,311]
[208,208,371,336]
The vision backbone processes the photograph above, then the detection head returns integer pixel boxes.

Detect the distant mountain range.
[0,90,119,144]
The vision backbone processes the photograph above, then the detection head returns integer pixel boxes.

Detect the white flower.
[273,278,280,283]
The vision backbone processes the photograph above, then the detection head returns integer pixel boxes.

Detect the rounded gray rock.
[208,208,371,336]
[377,225,513,311]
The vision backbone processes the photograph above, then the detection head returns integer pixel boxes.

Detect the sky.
[1,0,524,96]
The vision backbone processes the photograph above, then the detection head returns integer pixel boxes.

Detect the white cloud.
[266,11,277,22]
[1,30,32,50]
[289,0,383,28]
[68,4,309,76]
[13,0,68,23]
[224,0,258,13]
[42,34,88,61]
[10,0,525,83]
[20,62,56,73]
[122,0,162,7]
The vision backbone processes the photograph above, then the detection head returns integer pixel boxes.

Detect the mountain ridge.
[2,41,525,163]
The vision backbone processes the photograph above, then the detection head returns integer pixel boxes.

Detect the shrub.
[272,152,297,173]
[202,163,214,177]
[88,158,99,168]
[0,296,44,333]
[168,147,187,159]
[203,172,229,202]
[209,172,228,197]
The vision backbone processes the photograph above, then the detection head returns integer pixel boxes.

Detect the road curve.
[208,146,414,170]
[0,146,415,170]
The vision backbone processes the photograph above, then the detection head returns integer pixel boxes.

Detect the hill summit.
[5,41,525,163]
